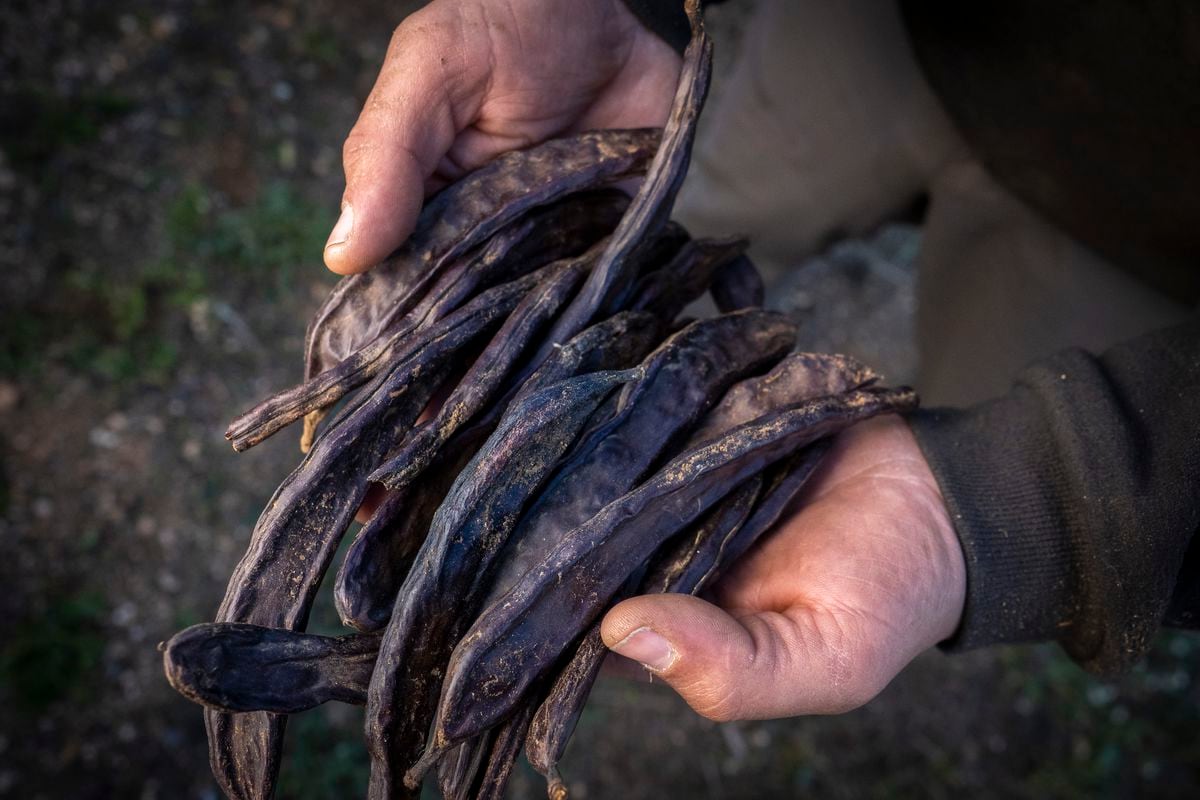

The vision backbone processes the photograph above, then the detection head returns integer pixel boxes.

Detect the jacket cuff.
[910,400,1079,655]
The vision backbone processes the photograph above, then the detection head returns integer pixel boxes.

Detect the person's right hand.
[324,0,684,276]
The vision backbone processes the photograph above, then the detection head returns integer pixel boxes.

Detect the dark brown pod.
[709,253,765,312]
[485,310,796,607]
[227,189,630,453]
[204,269,543,800]
[536,0,713,354]
[366,368,642,800]
[629,236,748,321]
[163,623,379,713]
[687,351,879,448]
[423,386,918,762]
[369,254,593,492]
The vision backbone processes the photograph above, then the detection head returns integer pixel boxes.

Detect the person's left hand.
[601,414,966,719]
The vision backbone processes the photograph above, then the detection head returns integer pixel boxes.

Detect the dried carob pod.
[369,252,594,492]
[205,269,548,800]
[162,623,379,713]
[628,236,749,320]
[709,253,765,312]
[367,369,642,800]
[485,310,796,606]
[416,386,918,771]
[227,189,631,453]
[336,312,661,634]
[539,0,712,352]
[687,352,879,447]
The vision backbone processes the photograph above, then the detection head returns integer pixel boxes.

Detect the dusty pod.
[204,268,549,800]
[484,309,796,608]
[366,369,643,800]
[418,385,919,771]
[163,623,379,713]
[538,0,713,355]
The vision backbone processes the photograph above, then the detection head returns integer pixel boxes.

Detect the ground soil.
[1,2,1196,799]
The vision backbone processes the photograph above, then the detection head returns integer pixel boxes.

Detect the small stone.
[117,723,137,743]
[144,416,165,435]
[112,601,138,627]
[272,81,294,103]
[0,381,19,413]
[90,428,120,449]
[136,516,157,537]
[32,497,54,519]
[182,439,202,461]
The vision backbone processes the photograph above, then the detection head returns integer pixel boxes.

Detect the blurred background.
[1,1,1197,798]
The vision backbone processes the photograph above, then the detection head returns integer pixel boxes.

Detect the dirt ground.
[1,2,1197,799]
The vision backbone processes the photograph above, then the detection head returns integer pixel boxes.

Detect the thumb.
[324,9,487,275]
[601,594,884,721]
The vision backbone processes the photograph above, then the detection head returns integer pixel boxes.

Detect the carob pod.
[628,236,748,321]
[228,190,630,453]
[335,312,660,634]
[163,623,379,713]
[537,0,711,354]
[417,386,918,767]
[369,252,594,492]
[486,310,796,605]
[471,697,539,800]
[437,734,492,800]
[366,369,643,800]
[524,354,873,792]
[709,253,765,312]
[205,270,544,800]
[333,427,485,632]
[687,352,879,447]
[301,129,658,374]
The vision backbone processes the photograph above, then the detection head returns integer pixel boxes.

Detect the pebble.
[0,381,19,413]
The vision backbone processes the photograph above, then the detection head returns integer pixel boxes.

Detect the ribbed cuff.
[909,400,1080,653]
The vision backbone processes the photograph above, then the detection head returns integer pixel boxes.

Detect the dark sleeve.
[620,0,726,55]
[909,317,1200,675]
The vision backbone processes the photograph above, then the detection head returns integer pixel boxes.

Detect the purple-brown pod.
[369,255,592,492]
[204,269,543,800]
[163,623,379,713]
[485,310,796,608]
[366,368,642,800]
[687,352,879,448]
[536,0,713,355]
[709,253,765,312]
[423,385,918,761]
[628,236,748,322]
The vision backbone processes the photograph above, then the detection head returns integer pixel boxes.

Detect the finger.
[601,593,891,721]
[325,6,490,275]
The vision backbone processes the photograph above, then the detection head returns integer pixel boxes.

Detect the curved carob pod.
[370,253,594,492]
[205,270,546,800]
[438,734,492,800]
[335,313,660,635]
[628,236,748,321]
[537,0,712,354]
[524,478,761,799]
[486,310,796,605]
[366,369,642,800]
[300,130,657,381]
[333,429,483,632]
[471,699,539,800]
[414,386,918,771]
[163,623,379,713]
[228,189,631,453]
[687,352,879,448]
[709,253,765,312]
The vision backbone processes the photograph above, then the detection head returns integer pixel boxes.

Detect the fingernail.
[611,627,677,672]
[326,203,354,250]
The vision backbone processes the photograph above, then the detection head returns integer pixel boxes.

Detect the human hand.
[324,0,683,275]
[601,414,966,719]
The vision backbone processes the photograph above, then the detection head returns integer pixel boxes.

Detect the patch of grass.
[0,592,107,714]
[0,87,135,171]
[278,708,369,799]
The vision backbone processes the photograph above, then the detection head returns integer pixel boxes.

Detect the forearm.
[911,316,1200,673]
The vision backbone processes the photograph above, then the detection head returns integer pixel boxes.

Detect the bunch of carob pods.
[160,3,917,798]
